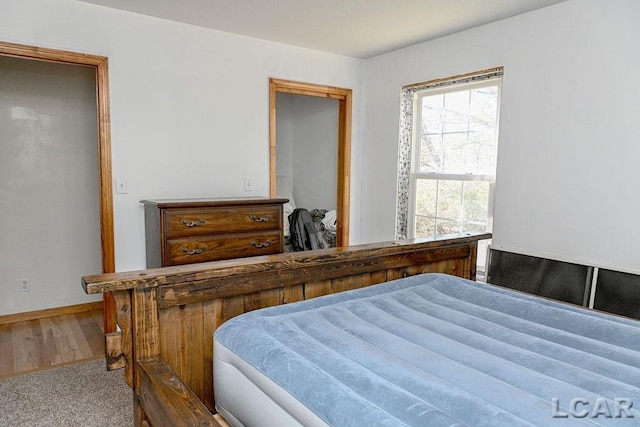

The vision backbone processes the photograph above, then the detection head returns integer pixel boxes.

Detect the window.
[396,68,502,276]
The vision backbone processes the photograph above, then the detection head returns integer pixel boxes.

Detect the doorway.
[269,79,352,246]
[0,41,115,331]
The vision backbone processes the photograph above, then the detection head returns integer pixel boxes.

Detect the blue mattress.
[214,273,640,426]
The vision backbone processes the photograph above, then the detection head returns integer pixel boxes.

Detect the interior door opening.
[0,41,115,332]
[269,78,352,247]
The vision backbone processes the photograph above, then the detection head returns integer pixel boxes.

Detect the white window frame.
[396,68,503,243]
[407,79,501,239]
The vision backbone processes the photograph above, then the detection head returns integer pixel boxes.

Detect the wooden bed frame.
[82,233,490,427]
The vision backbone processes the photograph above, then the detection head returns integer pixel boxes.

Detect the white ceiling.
[79,0,566,58]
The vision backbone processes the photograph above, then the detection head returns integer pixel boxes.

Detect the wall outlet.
[244,176,254,192]
[20,278,30,292]
[115,178,128,194]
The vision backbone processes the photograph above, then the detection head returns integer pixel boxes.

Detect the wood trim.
[0,41,108,66]
[402,66,504,90]
[0,41,116,332]
[268,78,352,246]
[95,53,116,333]
[337,90,352,246]
[0,301,103,326]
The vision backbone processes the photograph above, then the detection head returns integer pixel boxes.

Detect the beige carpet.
[0,358,133,426]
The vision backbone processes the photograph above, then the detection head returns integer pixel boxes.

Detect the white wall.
[276,93,338,211]
[275,93,294,189]
[0,0,362,314]
[362,0,640,273]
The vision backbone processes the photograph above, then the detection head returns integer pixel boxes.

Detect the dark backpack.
[289,208,320,251]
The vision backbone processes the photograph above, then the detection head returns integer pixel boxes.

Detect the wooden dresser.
[141,197,288,268]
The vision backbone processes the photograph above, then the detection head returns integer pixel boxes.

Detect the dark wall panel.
[594,270,640,320]
[487,249,589,306]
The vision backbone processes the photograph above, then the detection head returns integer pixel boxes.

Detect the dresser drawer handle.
[182,246,206,255]
[181,219,206,227]
[251,240,272,248]
[250,215,272,222]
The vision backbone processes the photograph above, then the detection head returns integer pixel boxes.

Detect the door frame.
[0,41,116,331]
[269,78,352,246]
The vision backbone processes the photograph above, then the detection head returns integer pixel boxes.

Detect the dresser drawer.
[165,206,281,238]
[166,231,282,266]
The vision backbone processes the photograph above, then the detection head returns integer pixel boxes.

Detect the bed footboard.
[138,357,221,427]
[82,233,490,426]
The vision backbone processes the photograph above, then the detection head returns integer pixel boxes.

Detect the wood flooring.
[0,309,104,379]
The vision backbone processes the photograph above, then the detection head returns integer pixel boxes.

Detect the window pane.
[437,219,459,235]
[469,132,497,175]
[419,134,443,172]
[462,181,490,233]
[414,179,492,237]
[443,91,469,133]
[437,180,462,222]
[442,132,469,174]
[421,94,443,134]
[415,215,436,237]
[414,179,437,238]
[419,86,499,175]
[415,179,437,216]
[469,87,498,132]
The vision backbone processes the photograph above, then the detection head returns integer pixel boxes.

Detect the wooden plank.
[82,234,491,294]
[30,319,46,367]
[111,291,133,385]
[159,303,205,401]
[332,275,362,293]
[404,264,431,276]
[386,268,405,281]
[39,316,78,365]
[75,310,105,358]
[138,357,221,427]
[11,321,38,372]
[0,301,103,326]
[0,324,13,377]
[304,280,332,299]
[0,323,11,343]
[244,288,282,312]
[157,245,472,308]
[466,241,478,280]
[135,393,149,427]
[59,314,95,359]
[423,259,460,276]
[363,270,388,287]
[283,284,304,304]
[221,296,244,323]
[132,287,160,390]
[213,414,231,427]
[0,338,13,377]
[105,332,126,370]
[202,299,220,412]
